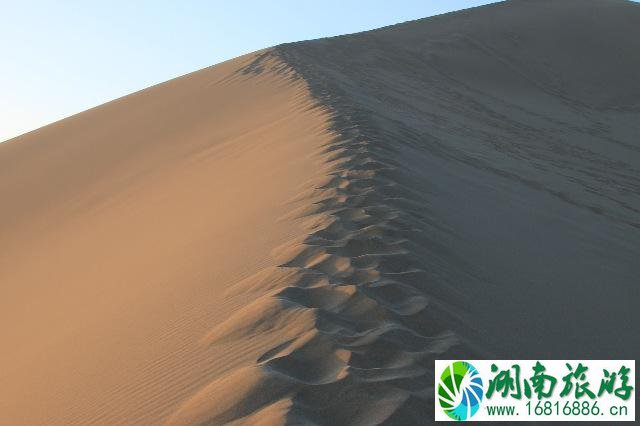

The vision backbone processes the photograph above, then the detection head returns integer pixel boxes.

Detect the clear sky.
[0,0,504,142]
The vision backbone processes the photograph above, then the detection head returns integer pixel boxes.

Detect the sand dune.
[0,53,335,423]
[2,0,640,424]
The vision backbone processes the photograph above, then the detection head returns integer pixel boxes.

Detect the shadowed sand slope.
[2,0,640,424]
[170,0,640,424]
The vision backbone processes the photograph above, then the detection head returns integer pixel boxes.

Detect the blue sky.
[0,0,503,141]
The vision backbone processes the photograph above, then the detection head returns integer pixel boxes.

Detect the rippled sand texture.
[0,54,336,424]
[2,0,640,424]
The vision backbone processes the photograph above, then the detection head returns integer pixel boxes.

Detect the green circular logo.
[438,361,484,421]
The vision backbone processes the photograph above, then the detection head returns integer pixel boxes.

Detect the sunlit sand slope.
[0,53,335,424]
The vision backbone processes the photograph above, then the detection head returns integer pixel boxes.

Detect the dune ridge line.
[168,48,476,425]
